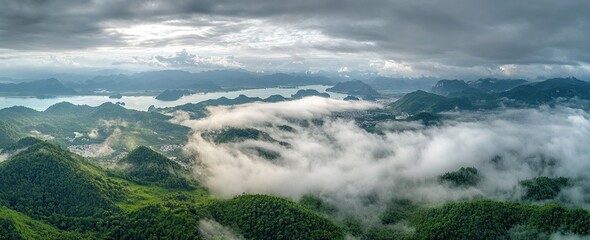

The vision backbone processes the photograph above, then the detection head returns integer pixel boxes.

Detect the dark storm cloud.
[1,0,589,68]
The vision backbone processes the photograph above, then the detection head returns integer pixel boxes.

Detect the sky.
[1,0,590,79]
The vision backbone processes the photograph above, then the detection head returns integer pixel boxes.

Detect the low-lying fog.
[176,97,590,212]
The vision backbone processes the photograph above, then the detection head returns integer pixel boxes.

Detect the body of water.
[0,85,349,111]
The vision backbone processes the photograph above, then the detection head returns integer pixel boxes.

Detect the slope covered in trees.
[114,146,195,189]
[0,140,123,230]
[388,90,473,114]
[207,194,344,240]
[0,137,346,239]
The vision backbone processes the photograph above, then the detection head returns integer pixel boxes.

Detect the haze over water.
[0,85,347,111]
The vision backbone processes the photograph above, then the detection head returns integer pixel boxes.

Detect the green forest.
[0,137,588,239]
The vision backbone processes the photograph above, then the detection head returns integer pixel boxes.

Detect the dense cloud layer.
[1,0,590,78]
[178,98,590,213]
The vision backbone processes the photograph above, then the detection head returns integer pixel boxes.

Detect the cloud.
[0,153,9,162]
[133,49,243,69]
[178,98,590,215]
[198,219,244,240]
[1,0,590,78]
[29,130,55,141]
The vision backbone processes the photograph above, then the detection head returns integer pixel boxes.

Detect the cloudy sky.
[1,0,590,79]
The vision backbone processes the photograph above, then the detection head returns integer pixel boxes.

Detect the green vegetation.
[381,199,417,225]
[439,167,481,187]
[326,80,380,98]
[0,137,344,239]
[431,79,477,96]
[389,77,590,115]
[207,128,272,143]
[299,194,337,214]
[1,137,42,153]
[207,194,344,240]
[0,206,81,239]
[0,141,123,230]
[104,203,205,239]
[0,121,24,147]
[204,127,289,148]
[388,90,473,114]
[412,200,590,239]
[292,89,330,99]
[406,112,441,125]
[113,146,195,189]
[520,176,570,201]
[155,89,193,101]
[0,102,190,160]
[0,78,78,96]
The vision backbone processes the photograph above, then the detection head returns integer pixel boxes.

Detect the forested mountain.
[0,78,78,96]
[0,137,345,239]
[65,70,334,92]
[388,90,473,114]
[0,102,190,160]
[430,79,477,96]
[326,80,381,99]
[114,146,195,189]
[431,78,527,96]
[390,77,590,115]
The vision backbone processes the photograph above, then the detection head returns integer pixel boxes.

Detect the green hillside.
[207,194,344,240]
[0,120,23,147]
[0,140,123,230]
[114,146,195,189]
[388,90,473,114]
[0,206,81,239]
[413,200,590,239]
[0,102,190,160]
[0,137,344,239]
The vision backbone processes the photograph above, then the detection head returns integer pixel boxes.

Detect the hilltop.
[326,80,380,99]
[115,146,195,189]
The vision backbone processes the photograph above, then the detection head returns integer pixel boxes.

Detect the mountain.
[393,77,590,114]
[66,70,333,92]
[431,80,477,96]
[344,95,360,101]
[0,121,22,146]
[185,81,222,92]
[159,94,265,119]
[207,194,344,239]
[500,77,590,104]
[0,139,122,222]
[0,136,349,239]
[431,79,528,96]
[292,89,330,99]
[0,102,191,162]
[1,137,42,153]
[467,78,527,92]
[0,78,78,96]
[204,128,277,144]
[155,89,193,101]
[368,77,439,90]
[0,206,80,239]
[326,80,380,98]
[388,90,473,114]
[264,94,287,102]
[116,146,194,189]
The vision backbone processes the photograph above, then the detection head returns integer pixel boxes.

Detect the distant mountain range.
[326,80,380,99]
[0,78,78,96]
[390,77,589,114]
[65,70,334,92]
[431,79,528,96]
